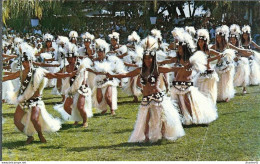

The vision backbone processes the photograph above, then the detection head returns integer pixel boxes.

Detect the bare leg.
[130,77,138,102]
[31,106,46,143]
[144,109,150,142]
[64,97,73,115]
[61,95,65,102]
[14,105,25,132]
[97,88,106,114]
[56,78,62,93]
[105,86,115,115]
[77,94,87,127]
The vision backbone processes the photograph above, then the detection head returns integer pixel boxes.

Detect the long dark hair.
[216,35,227,51]
[177,43,193,62]
[141,53,159,84]
[197,39,209,52]
[241,32,251,46]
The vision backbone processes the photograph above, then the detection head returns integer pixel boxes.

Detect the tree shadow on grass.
[3,113,14,118]
[93,113,110,117]
[2,140,43,149]
[60,124,82,130]
[44,101,62,105]
[40,145,63,149]
[67,140,174,152]
[183,124,209,129]
[220,110,248,116]
[118,101,140,105]
[113,128,133,134]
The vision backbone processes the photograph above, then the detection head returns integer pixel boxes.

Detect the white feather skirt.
[217,65,236,101]
[234,57,250,87]
[2,80,14,102]
[87,72,96,90]
[21,101,61,136]
[128,96,185,143]
[171,86,218,125]
[122,76,142,97]
[196,71,219,105]
[54,93,93,122]
[249,59,260,85]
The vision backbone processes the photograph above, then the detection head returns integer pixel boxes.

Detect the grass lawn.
[2,86,260,161]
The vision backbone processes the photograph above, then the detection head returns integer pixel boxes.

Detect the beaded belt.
[20,97,42,109]
[97,78,114,86]
[141,92,164,106]
[172,81,193,92]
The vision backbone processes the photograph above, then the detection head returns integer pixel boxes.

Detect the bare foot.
[225,98,230,102]
[133,96,138,103]
[101,110,107,115]
[25,136,34,145]
[74,121,78,125]
[111,110,116,116]
[82,122,88,128]
[39,135,47,143]
[243,90,247,95]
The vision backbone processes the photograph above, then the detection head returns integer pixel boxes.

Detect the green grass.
[2,86,260,161]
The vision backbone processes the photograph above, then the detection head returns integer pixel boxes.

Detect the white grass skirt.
[21,101,61,136]
[128,97,185,143]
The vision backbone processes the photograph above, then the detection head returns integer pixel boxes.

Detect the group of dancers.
[2,23,260,144]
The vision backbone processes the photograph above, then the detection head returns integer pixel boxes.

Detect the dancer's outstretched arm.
[107,68,141,79]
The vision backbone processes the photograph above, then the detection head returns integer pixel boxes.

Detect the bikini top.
[140,74,158,86]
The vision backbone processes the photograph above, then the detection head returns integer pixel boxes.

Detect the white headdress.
[56,36,69,46]
[128,31,140,43]
[185,26,196,37]
[242,25,251,34]
[216,25,229,42]
[108,32,120,43]
[95,38,110,54]
[43,33,54,42]
[64,42,79,58]
[14,37,23,45]
[197,29,210,44]
[229,24,241,38]
[171,27,185,38]
[69,31,78,39]
[176,32,196,50]
[82,32,95,42]
[141,36,158,56]
[19,43,36,61]
[151,29,162,42]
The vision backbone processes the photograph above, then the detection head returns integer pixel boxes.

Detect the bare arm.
[209,49,221,56]
[124,62,138,67]
[210,44,216,50]
[107,68,141,79]
[158,57,177,65]
[158,66,182,73]
[3,71,20,81]
[117,52,128,59]
[86,68,107,75]
[208,55,223,62]
[33,62,60,67]
[228,43,253,57]
[251,41,260,50]
[45,71,76,79]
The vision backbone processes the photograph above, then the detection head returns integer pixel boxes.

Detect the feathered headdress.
[185,26,196,37]
[216,25,229,42]
[19,43,36,62]
[242,25,251,34]
[197,29,210,44]
[43,33,54,42]
[151,29,162,41]
[69,31,78,39]
[141,36,158,56]
[108,32,120,42]
[64,42,79,58]
[82,32,95,42]
[229,24,241,38]
[56,36,69,46]
[128,31,140,43]
[95,38,110,54]
[176,32,196,50]
[14,37,23,45]
[171,27,185,38]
